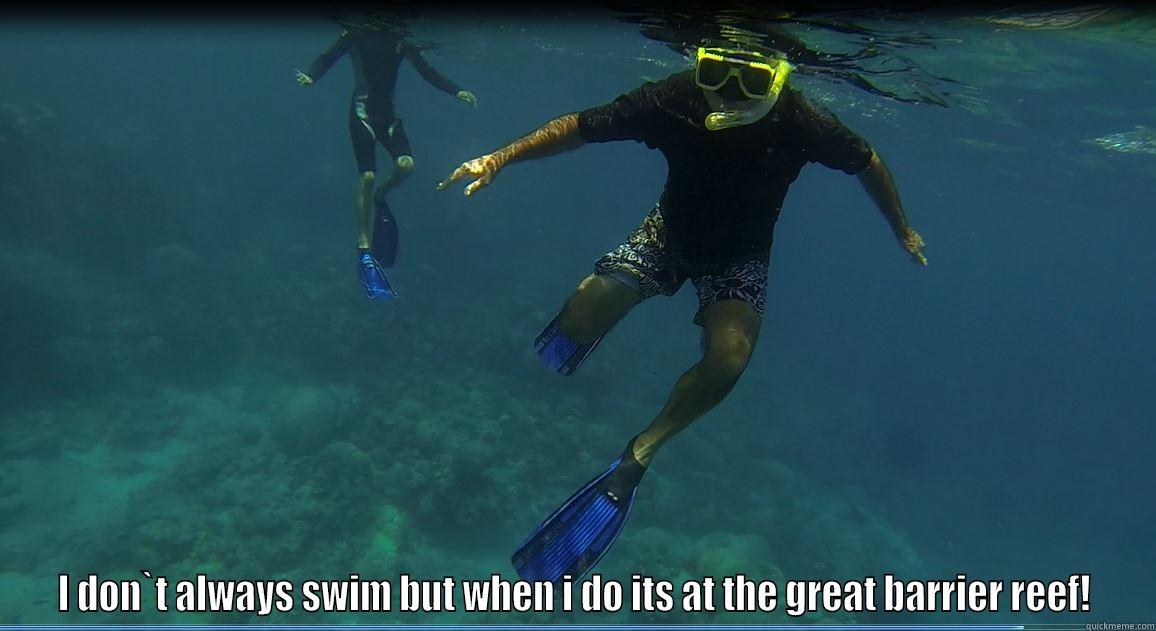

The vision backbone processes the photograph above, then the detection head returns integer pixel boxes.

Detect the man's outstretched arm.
[857,149,927,265]
[402,44,476,106]
[437,113,585,196]
[296,30,353,85]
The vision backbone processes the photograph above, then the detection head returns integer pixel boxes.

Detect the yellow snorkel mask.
[695,47,793,131]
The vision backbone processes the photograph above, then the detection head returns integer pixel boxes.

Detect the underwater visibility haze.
[1,5,1154,625]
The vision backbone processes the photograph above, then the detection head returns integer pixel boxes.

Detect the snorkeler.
[298,24,477,299]
[438,46,926,583]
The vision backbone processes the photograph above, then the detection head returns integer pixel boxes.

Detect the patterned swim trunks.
[594,204,769,324]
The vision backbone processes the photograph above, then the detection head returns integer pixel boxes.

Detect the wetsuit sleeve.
[577,81,663,145]
[402,44,463,95]
[793,91,874,174]
[305,31,354,81]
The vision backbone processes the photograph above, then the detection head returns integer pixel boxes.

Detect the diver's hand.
[900,227,927,266]
[457,90,477,107]
[295,69,314,86]
[437,154,502,197]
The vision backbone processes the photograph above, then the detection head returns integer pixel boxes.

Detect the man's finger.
[464,174,493,197]
[436,164,469,190]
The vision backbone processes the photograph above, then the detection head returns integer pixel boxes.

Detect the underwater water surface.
[1,7,1154,626]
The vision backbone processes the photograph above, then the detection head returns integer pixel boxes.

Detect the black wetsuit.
[306,28,464,267]
[577,70,873,267]
[305,28,463,173]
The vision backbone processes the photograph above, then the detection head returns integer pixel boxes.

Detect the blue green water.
[1,10,1154,625]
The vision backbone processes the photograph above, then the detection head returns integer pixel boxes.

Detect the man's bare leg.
[556,273,642,344]
[356,171,375,250]
[631,299,762,466]
[378,154,413,197]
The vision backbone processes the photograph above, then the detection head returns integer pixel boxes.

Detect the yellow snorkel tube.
[695,47,793,131]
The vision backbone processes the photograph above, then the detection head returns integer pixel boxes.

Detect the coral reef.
[0,94,928,626]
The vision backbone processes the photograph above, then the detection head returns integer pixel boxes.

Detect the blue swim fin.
[534,308,606,376]
[511,438,647,584]
[358,251,396,299]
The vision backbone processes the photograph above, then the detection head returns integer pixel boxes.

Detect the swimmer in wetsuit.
[298,24,476,298]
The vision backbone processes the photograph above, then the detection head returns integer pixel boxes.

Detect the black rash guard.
[578,70,873,265]
[305,29,462,121]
